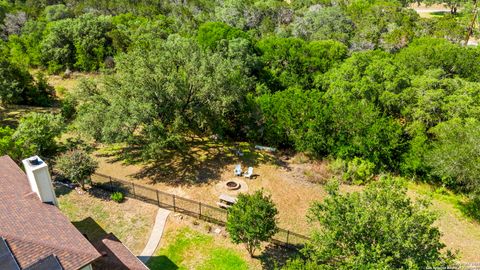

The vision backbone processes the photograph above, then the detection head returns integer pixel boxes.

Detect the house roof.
[92,233,149,270]
[0,155,101,270]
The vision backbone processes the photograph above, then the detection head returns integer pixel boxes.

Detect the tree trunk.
[465,0,478,46]
[451,6,457,15]
[246,243,255,258]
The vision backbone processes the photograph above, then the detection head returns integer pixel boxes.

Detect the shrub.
[0,126,34,161]
[14,112,64,155]
[343,157,375,185]
[110,191,124,203]
[330,157,375,185]
[61,95,77,120]
[55,149,98,189]
[287,176,454,268]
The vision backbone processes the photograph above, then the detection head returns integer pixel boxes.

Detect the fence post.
[131,182,135,198]
[109,176,113,192]
[286,230,290,246]
[173,195,176,212]
[198,202,202,219]
[156,190,160,206]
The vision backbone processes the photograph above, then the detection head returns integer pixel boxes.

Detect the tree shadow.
[72,217,109,242]
[145,255,179,270]
[97,137,285,187]
[258,244,299,270]
[53,182,75,196]
[457,199,480,223]
[87,185,116,201]
[133,141,234,186]
[0,105,59,128]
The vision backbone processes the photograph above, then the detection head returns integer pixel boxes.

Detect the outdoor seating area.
[216,165,257,208]
[216,193,238,209]
[233,164,255,179]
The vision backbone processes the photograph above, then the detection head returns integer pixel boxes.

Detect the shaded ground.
[56,186,158,254]
[96,140,278,186]
[0,105,59,128]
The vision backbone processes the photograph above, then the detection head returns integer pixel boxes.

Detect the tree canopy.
[285,177,454,269]
[226,190,279,257]
[1,0,479,202]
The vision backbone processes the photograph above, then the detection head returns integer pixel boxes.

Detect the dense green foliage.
[1,0,479,196]
[0,126,33,161]
[226,190,278,257]
[75,34,251,157]
[110,191,124,203]
[284,177,453,269]
[425,118,480,191]
[0,55,53,105]
[13,112,63,155]
[54,149,98,189]
[1,0,480,266]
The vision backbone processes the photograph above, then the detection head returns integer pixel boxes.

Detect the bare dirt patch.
[46,72,101,98]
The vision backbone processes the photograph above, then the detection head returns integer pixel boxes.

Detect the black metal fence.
[91,172,310,248]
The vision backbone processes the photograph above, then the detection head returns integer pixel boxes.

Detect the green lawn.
[147,227,249,270]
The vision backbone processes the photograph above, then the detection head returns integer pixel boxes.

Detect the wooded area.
[3,0,476,190]
[1,0,479,267]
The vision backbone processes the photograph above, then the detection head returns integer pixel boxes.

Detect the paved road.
[138,208,171,263]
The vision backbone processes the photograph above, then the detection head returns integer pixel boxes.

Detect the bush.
[331,157,375,185]
[287,176,454,268]
[110,191,124,203]
[343,157,376,185]
[55,149,98,189]
[0,126,34,161]
[14,112,64,155]
[61,95,77,120]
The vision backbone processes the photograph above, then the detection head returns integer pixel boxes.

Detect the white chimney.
[22,156,58,206]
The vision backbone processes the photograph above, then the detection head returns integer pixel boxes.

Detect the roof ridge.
[2,234,101,259]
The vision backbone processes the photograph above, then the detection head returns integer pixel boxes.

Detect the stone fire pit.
[226,180,240,190]
[215,179,248,195]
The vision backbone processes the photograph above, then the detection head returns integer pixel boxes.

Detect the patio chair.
[234,164,242,176]
[243,167,254,179]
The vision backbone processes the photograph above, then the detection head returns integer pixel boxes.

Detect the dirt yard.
[93,143,360,235]
[92,140,480,262]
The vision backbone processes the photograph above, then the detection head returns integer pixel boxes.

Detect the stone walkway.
[138,207,171,263]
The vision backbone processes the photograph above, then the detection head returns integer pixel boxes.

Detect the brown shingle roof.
[92,233,149,270]
[0,155,101,270]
